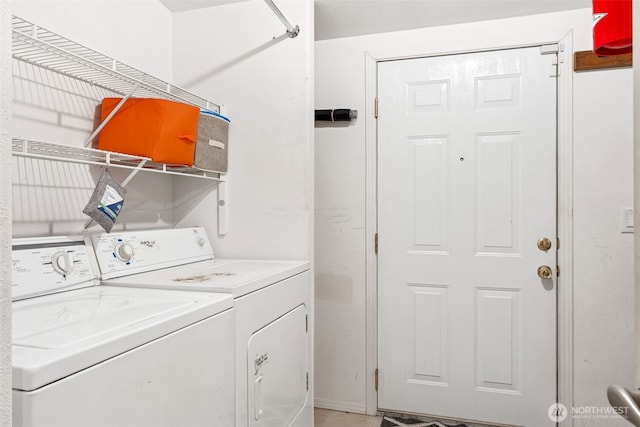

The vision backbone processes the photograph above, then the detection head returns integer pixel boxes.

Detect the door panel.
[475,288,521,393]
[407,284,449,384]
[377,47,557,426]
[475,132,521,253]
[410,136,449,252]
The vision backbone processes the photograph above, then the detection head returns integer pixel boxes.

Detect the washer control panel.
[91,227,214,279]
[12,239,96,301]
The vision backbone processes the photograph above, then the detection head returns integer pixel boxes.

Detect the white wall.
[171,0,314,261]
[315,8,635,425]
[635,0,640,390]
[170,0,315,412]
[573,67,634,416]
[9,0,175,237]
[1,3,13,425]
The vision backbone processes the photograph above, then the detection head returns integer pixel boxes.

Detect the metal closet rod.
[264,0,300,38]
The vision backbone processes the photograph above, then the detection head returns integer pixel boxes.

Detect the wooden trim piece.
[574,50,632,72]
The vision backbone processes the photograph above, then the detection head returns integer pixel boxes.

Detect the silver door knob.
[607,385,640,426]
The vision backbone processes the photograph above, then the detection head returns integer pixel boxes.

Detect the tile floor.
[314,408,383,427]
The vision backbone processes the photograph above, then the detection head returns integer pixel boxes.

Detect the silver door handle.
[608,384,640,426]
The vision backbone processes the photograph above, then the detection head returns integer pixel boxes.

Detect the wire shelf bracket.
[264,0,300,38]
[83,82,142,148]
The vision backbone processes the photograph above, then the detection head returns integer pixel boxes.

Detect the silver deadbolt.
[537,265,553,279]
[537,237,552,252]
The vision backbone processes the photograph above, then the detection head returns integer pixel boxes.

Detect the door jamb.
[364,33,574,425]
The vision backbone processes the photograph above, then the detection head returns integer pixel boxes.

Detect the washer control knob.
[115,242,134,262]
[52,251,73,276]
[196,237,206,248]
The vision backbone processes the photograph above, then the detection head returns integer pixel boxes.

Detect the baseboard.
[314,398,367,414]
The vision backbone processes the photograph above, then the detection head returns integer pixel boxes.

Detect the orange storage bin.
[97,98,200,165]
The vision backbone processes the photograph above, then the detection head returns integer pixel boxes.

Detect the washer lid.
[103,259,310,297]
[12,286,233,391]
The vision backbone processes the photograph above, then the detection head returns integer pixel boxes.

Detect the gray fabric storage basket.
[194,111,230,173]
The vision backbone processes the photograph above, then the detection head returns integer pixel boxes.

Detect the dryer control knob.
[196,238,205,248]
[51,251,74,277]
[116,243,134,262]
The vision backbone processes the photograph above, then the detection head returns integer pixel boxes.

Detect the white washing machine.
[91,227,313,427]
[11,235,235,427]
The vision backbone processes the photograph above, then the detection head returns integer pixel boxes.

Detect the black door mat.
[381,416,469,427]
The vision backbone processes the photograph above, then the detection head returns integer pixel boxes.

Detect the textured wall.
[573,68,634,426]
[0,2,13,426]
[172,0,315,261]
[634,0,640,389]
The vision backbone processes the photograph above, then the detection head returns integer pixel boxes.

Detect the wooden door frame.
[365,31,574,425]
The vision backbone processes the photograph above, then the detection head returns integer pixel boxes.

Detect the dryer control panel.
[92,227,214,280]
[12,238,97,301]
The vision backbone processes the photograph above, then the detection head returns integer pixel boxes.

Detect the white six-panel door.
[377,47,557,426]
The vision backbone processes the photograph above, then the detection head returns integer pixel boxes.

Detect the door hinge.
[305,314,308,332]
[306,372,309,391]
[557,237,560,250]
[375,233,378,255]
[375,368,379,391]
[374,97,378,119]
[550,57,560,77]
[541,44,561,77]
[557,265,560,277]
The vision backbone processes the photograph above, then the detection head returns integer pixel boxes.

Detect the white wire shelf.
[12,138,224,182]
[12,15,220,113]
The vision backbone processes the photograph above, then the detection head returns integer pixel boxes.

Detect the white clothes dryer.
[91,227,313,427]
[11,235,235,427]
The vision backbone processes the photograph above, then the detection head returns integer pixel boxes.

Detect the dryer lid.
[12,286,233,391]
[102,259,310,297]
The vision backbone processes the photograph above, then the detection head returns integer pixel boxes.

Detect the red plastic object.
[593,0,632,56]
